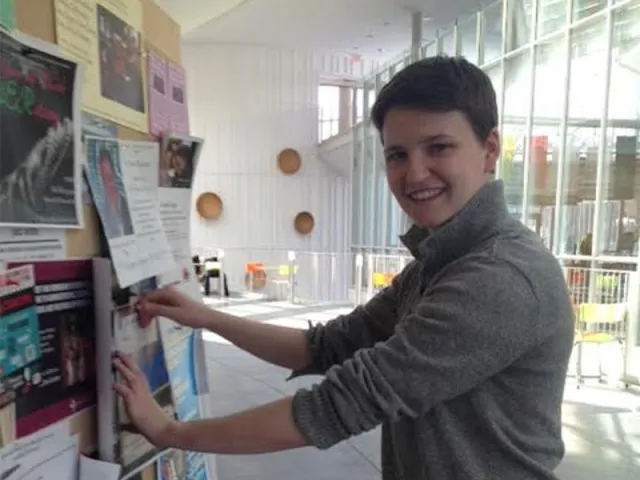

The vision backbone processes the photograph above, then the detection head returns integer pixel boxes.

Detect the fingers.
[113,383,133,398]
[141,285,179,304]
[115,351,141,374]
[113,352,145,390]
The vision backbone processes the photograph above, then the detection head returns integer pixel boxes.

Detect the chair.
[574,302,627,387]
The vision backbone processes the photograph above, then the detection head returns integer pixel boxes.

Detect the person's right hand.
[137,286,211,329]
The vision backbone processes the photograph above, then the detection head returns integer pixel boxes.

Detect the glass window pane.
[352,124,363,245]
[597,3,640,258]
[526,38,569,248]
[501,51,533,219]
[537,0,567,38]
[556,17,608,256]
[573,0,607,22]
[506,0,534,52]
[459,14,479,64]
[483,1,503,64]
[318,85,340,121]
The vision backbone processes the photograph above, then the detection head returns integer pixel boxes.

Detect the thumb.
[138,299,179,321]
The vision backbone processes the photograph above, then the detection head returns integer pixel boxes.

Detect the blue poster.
[158,325,211,479]
[168,332,200,422]
[0,306,40,376]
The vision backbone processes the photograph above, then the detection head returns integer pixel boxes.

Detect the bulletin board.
[8,0,184,478]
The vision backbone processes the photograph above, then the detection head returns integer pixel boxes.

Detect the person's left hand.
[112,352,176,447]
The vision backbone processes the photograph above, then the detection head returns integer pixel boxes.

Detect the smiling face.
[382,108,500,229]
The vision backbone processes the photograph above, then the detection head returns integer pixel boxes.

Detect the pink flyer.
[167,62,190,135]
[148,52,169,137]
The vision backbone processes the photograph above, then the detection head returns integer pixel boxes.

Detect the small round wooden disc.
[294,211,314,235]
[196,192,223,220]
[277,148,301,175]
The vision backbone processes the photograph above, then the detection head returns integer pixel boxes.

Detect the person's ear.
[484,128,501,174]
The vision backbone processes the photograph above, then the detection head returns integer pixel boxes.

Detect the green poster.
[0,0,15,30]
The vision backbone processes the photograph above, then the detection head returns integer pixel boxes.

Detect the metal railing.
[195,247,638,386]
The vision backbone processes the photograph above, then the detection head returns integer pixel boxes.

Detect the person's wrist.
[156,418,182,449]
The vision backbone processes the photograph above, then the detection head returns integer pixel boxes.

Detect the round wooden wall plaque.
[196,192,223,220]
[294,211,314,235]
[277,148,301,175]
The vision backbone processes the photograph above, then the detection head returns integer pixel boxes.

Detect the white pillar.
[411,12,423,63]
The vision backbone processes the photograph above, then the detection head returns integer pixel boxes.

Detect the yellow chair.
[574,302,627,386]
[277,265,298,276]
[372,272,394,289]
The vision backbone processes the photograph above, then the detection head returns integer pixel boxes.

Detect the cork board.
[142,0,182,65]
[11,0,185,477]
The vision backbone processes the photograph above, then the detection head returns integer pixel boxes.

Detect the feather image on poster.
[0,30,83,228]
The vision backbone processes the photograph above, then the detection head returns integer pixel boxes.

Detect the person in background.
[112,56,574,480]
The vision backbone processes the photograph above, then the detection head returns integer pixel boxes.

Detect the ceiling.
[154,0,480,61]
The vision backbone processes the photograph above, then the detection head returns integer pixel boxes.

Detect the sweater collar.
[400,180,509,267]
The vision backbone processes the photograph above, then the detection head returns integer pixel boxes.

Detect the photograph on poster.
[0,30,82,228]
[85,141,134,240]
[81,112,117,205]
[4,260,96,442]
[97,5,145,114]
[159,135,201,189]
[54,0,147,133]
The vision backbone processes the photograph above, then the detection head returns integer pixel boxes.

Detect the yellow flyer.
[54,0,148,133]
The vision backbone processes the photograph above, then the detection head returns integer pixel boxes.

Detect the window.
[318,85,340,141]
[355,88,376,123]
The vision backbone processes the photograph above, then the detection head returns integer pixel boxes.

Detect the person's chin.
[410,210,454,230]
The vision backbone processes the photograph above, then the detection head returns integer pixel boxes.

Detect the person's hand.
[112,352,177,448]
[137,286,210,329]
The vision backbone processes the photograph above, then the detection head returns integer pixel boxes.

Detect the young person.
[113,56,574,479]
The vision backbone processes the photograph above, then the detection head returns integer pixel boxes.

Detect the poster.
[146,55,190,137]
[166,63,189,134]
[148,52,169,137]
[0,0,14,30]
[2,261,96,447]
[93,258,174,479]
[84,136,175,288]
[156,276,211,479]
[0,265,40,380]
[0,30,83,228]
[157,134,203,286]
[54,0,148,133]
[0,228,67,262]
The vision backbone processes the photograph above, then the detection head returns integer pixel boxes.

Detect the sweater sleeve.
[291,257,542,449]
[290,262,416,378]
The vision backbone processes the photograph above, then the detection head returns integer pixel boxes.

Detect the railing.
[195,247,638,386]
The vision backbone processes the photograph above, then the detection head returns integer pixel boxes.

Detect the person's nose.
[405,151,433,184]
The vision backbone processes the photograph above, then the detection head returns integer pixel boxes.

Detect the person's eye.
[385,151,405,163]
[429,143,453,155]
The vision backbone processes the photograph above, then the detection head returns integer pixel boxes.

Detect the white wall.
[183,45,351,292]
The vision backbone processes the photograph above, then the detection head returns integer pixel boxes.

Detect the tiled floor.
[202,299,640,480]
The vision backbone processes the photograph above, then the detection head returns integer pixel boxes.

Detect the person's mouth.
[406,187,446,202]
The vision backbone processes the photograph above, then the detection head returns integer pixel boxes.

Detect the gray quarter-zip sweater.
[290,180,574,479]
